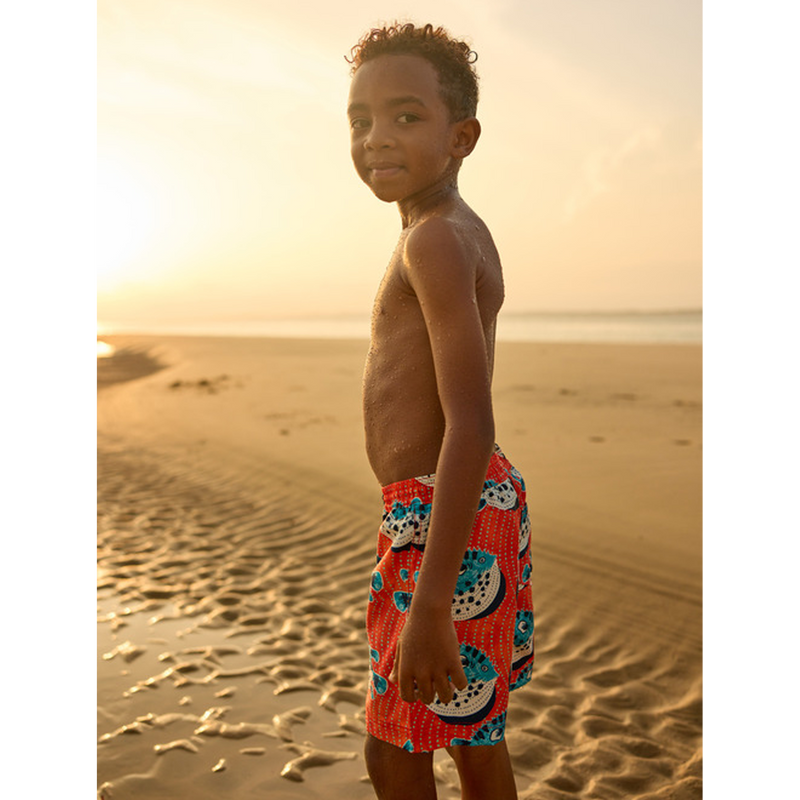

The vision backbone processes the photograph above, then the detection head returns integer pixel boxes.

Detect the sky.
[97,0,702,329]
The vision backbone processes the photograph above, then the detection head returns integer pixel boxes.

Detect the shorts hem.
[365,724,507,753]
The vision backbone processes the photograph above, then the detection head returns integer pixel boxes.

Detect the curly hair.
[347,22,479,121]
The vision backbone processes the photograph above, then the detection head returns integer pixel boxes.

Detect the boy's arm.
[388,216,496,706]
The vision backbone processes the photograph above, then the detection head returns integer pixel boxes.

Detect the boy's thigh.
[365,733,434,770]
[365,734,436,799]
[446,740,518,798]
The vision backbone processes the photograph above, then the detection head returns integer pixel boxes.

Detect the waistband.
[381,444,514,507]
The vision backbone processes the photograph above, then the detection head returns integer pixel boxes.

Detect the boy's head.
[348,23,479,122]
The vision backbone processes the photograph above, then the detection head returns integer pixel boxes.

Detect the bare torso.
[363,204,504,486]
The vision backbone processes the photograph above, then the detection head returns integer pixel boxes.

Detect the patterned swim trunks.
[365,446,534,752]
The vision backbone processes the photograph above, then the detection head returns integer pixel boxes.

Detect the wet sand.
[97,335,701,799]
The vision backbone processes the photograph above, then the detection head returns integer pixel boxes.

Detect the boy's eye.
[350,118,369,130]
[397,113,419,124]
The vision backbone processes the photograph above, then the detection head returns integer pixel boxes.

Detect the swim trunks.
[365,445,534,752]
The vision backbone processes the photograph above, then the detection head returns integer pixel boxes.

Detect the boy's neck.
[398,181,461,229]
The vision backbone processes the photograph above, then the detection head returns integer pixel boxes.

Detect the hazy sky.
[97,0,702,328]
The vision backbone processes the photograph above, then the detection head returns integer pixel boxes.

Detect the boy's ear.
[451,117,481,158]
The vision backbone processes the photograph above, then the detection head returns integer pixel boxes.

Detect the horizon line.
[98,307,703,329]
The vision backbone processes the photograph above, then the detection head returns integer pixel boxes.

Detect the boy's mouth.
[368,163,403,179]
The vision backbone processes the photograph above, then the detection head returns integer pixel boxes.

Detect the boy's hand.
[388,609,468,705]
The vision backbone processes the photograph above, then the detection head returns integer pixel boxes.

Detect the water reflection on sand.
[97,340,116,358]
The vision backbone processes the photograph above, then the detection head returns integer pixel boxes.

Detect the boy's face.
[347,55,464,204]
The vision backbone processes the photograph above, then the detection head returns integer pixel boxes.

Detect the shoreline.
[97,344,167,389]
[96,308,702,347]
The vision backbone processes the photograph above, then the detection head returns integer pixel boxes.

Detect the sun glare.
[96,158,157,283]
[96,340,116,358]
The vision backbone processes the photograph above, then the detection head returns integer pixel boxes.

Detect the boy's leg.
[365,734,437,800]
[446,741,518,800]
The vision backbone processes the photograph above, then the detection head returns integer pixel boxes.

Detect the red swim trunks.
[365,446,534,752]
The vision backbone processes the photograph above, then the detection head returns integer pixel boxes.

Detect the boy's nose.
[364,122,394,150]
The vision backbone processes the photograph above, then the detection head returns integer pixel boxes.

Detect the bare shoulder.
[400,209,503,316]
[404,215,470,267]
[402,211,497,285]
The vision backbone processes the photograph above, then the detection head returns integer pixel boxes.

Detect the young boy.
[347,23,534,800]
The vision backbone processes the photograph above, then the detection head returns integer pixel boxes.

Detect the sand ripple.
[98,443,700,799]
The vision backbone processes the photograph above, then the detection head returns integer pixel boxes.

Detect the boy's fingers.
[393,650,418,703]
[398,672,417,703]
[451,663,469,691]
[415,678,435,705]
[432,674,454,705]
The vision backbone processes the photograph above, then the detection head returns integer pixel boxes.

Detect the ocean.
[98,310,701,350]
[496,310,701,344]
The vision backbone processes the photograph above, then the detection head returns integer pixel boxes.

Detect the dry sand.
[97,335,701,799]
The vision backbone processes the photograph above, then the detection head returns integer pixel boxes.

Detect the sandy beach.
[97,335,701,799]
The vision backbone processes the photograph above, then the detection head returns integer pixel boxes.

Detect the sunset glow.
[96,157,157,285]
[97,0,702,331]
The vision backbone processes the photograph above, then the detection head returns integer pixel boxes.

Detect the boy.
[347,23,534,800]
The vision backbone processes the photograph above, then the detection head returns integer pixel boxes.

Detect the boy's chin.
[366,184,404,203]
